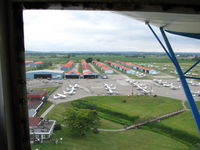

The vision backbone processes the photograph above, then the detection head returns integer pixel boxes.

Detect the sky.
[23,10,200,53]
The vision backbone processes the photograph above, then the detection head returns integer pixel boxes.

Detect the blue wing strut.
[146,22,200,134]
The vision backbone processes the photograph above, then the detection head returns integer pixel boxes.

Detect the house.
[104,60,134,74]
[115,60,157,74]
[25,60,36,67]
[27,89,48,117]
[92,60,113,74]
[81,59,91,73]
[29,117,56,143]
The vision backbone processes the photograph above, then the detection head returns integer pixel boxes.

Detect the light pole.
[131,83,133,96]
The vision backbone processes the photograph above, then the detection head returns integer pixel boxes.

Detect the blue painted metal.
[146,22,173,61]
[146,22,200,133]
[184,59,200,75]
[166,30,200,40]
[159,27,200,133]
[185,76,200,80]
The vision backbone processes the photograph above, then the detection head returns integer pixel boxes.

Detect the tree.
[65,107,99,136]
[86,57,93,63]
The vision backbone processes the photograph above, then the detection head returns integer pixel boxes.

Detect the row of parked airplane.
[153,79,180,90]
[53,83,80,99]
[126,79,153,94]
[104,83,119,95]
[191,91,200,97]
[177,78,200,86]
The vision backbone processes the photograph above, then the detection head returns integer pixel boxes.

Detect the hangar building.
[26,70,64,80]
[65,70,82,79]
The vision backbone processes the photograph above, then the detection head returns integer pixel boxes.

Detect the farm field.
[25,53,198,65]
[32,95,200,150]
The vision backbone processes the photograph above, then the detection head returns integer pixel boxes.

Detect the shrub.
[54,123,62,130]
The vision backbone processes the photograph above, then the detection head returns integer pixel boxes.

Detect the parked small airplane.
[57,93,66,98]
[63,90,76,95]
[170,84,181,90]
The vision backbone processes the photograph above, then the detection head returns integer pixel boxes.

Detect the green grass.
[99,118,123,129]
[79,96,183,121]
[34,96,199,150]
[46,96,183,124]
[185,101,200,110]
[159,101,200,138]
[78,63,82,73]
[32,128,190,150]
[45,102,72,123]
[159,111,199,138]
[36,101,53,117]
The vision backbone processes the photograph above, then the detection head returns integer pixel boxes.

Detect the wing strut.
[146,22,200,134]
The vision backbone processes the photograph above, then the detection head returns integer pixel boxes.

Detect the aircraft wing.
[117,11,200,39]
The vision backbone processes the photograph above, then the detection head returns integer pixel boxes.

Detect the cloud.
[23,10,200,52]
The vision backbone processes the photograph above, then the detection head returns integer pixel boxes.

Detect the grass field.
[32,96,200,150]
[45,96,183,124]
[159,101,200,138]
[160,111,199,138]
[26,54,197,65]
[78,96,183,121]
[32,128,190,150]
[36,101,53,117]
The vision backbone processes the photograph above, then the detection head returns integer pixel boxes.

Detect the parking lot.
[26,73,200,104]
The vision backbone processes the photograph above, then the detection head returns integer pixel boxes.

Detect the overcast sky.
[23,10,200,53]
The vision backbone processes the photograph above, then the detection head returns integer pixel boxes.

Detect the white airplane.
[74,83,79,88]
[162,83,172,87]
[170,85,181,90]
[110,86,116,90]
[63,90,76,95]
[53,95,61,99]
[66,88,71,91]
[57,93,66,98]
[108,88,113,94]
[192,91,200,95]
[142,89,152,94]
[53,94,66,99]
[136,85,145,90]
[191,82,200,86]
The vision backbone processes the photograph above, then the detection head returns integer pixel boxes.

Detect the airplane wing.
[117,11,200,39]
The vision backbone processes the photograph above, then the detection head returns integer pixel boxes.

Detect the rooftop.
[28,100,43,110]
[29,119,56,134]
[27,89,47,98]
[29,117,42,127]
[26,70,64,74]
